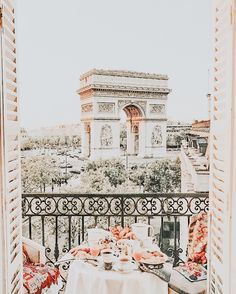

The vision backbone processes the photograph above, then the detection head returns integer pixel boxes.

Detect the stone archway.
[78,69,170,159]
[122,104,143,156]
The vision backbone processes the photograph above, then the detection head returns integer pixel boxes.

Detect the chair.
[168,212,208,294]
[22,237,62,294]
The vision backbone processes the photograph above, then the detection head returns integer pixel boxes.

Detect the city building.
[180,120,210,193]
[167,121,192,133]
[20,128,29,145]
[166,121,192,149]
[78,69,171,159]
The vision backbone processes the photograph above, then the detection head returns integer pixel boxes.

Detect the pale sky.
[16,0,212,129]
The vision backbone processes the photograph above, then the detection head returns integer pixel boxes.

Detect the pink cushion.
[23,262,60,294]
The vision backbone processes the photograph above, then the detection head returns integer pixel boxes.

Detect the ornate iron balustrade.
[22,193,209,291]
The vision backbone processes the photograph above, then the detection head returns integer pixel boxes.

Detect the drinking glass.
[101,249,113,270]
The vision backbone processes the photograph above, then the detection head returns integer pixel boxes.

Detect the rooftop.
[80,68,169,81]
[192,120,210,130]
[79,69,171,97]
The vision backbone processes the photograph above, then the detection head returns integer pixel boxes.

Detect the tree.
[128,164,147,188]
[166,132,187,149]
[21,156,63,192]
[80,159,181,194]
[141,160,181,193]
[79,169,113,193]
[174,134,184,148]
[71,135,81,148]
[85,159,127,187]
[120,125,127,151]
[21,138,35,151]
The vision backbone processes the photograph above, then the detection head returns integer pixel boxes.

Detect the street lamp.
[65,136,68,184]
[40,171,43,192]
[125,150,129,169]
[51,179,54,192]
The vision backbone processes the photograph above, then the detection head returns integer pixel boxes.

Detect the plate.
[140,258,165,265]
[76,251,94,260]
[140,261,164,270]
[140,254,167,265]
[113,261,138,273]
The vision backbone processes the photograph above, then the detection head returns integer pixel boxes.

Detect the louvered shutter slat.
[209,1,235,293]
[0,1,23,293]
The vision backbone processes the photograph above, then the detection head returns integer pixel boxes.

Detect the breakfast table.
[65,259,168,294]
[62,223,207,294]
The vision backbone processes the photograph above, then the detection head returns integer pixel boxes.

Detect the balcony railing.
[22,193,209,291]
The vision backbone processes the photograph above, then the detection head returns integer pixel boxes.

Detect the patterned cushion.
[187,212,208,265]
[23,262,60,294]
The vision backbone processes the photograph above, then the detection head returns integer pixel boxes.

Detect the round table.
[65,260,168,294]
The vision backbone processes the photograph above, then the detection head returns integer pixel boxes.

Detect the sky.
[16,0,212,129]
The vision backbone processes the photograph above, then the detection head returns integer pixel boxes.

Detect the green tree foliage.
[21,156,63,192]
[81,158,181,193]
[128,160,181,193]
[21,138,35,151]
[85,159,127,187]
[71,135,81,148]
[79,169,113,193]
[166,132,187,148]
[20,135,81,151]
[120,124,127,151]
[141,159,181,193]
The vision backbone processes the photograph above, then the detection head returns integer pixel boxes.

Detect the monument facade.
[78,69,170,159]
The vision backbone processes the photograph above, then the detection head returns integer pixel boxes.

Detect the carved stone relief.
[118,100,146,115]
[151,125,163,146]
[95,90,167,100]
[100,124,113,147]
[81,103,93,113]
[118,100,132,109]
[137,100,147,110]
[150,104,165,114]
[131,122,139,133]
[98,103,115,113]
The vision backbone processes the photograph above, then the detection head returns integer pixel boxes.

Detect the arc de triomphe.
[77,69,170,159]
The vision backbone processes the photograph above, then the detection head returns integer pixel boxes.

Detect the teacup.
[101,249,114,270]
[118,256,131,269]
[141,237,153,248]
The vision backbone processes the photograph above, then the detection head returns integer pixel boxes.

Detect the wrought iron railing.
[22,193,209,291]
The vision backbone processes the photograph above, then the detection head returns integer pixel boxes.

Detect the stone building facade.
[78,69,171,159]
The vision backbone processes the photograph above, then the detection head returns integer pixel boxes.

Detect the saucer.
[113,261,138,273]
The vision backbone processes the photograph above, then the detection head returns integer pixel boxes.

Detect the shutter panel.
[0,1,23,293]
[209,1,234,293]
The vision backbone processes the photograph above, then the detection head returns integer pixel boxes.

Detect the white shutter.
[0,1,23,293]
[209,1,235,293]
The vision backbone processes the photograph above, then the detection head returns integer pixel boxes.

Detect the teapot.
[131,223,154,240]
[87,228,109,245]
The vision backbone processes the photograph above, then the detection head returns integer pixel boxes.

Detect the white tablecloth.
[65,260,168,294]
